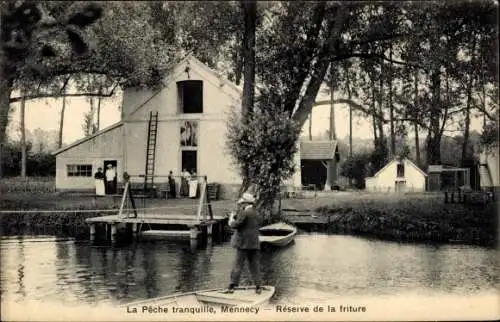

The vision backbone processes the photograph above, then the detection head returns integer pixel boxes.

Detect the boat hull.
[259,222,297,247]
[122,286,275,308]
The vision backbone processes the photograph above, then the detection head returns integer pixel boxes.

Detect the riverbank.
[0,191,497,247]
[311,193,498,247]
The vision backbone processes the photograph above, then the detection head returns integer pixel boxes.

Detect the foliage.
[226,104,301,223]
[480,116,499,149]
[0,141,55,177]
[339,152,372,189]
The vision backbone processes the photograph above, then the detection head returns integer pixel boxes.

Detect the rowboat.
[122,286,275,308]
[259,222,297,247]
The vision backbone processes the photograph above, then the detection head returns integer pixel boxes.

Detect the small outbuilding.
[299,140,340,190]
[365,157,427,192]
[427,165,471,191]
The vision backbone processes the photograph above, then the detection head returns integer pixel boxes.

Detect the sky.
[7,84,484,148]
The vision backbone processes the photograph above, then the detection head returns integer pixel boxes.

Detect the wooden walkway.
[85,175,226,245]
[85,213,227,226]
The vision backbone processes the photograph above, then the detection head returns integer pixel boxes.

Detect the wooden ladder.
[144,111,159,195]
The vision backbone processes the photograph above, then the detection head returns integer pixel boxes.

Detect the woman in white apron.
[189,172,198,198]
[94,167,105,196]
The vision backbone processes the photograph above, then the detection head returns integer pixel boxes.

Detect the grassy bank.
[311,193,498,247]
[1,191,497,247]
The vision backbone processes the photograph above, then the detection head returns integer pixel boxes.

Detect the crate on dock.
[207,183,220,200]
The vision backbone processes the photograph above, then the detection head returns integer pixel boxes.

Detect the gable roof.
[300,140,339,160]
[372,157,427,178]
[52,121,123,156]
[127,53,242,117]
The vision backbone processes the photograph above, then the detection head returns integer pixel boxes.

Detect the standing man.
[105,164,116,195]
[223,192,262,294]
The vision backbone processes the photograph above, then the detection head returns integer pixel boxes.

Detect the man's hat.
[237,192,256,204]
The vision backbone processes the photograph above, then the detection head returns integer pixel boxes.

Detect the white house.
[365,158,427,192]
[53,54,302,198]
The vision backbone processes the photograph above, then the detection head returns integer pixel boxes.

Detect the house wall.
[55,126,123,190]
[365,159,426,192]
[122,58,242,191]
[480,146,499,187]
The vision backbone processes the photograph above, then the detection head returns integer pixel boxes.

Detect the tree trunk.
[371,68,378,142]
[0,54,13,178]
[426,70,442,166]
[388,43,396,157]
[461,76,473,167]
[58,91,67,148]
[329,65,336,141]
[308,113,312,140]
[377,60,385,142]
[413,70,420,166]
[96,87,102,131]
[241,0,256,123]
[20,91,26,178]
[345,64,353,158]
[238,0,257,198]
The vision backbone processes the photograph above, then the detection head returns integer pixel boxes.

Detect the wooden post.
[189,226,199,250]
[90,224,96,241]
[111,223,117,243]
[207,224,213,236]
[189,226,199,239]
[444,191,448,203]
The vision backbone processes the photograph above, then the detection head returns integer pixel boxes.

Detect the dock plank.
[85,213,227,226]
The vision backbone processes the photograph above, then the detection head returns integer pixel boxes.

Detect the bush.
[226,105,301,222]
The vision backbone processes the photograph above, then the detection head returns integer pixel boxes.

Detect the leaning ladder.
[144,111,159,194]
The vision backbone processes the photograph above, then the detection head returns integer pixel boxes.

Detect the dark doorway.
[300,159,327,190]
[103,160,117,195]
[182,151,197,175]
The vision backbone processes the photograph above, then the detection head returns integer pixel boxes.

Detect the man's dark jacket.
[229,205,260,249]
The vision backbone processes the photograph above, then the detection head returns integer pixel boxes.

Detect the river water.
[1,233,498,321]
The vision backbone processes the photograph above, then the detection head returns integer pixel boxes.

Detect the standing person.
[105,164,117,195]
[189,169,198,199]
[94,167,105,196]
[222,192,262,294]
[168,170,176,198]
[180,168,190,197]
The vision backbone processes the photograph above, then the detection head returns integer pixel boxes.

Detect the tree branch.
[10,85,118,103]
[332,52,427,71]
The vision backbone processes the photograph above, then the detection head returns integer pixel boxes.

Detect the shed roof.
[427,165,470,173]
[300,140,339,161]
[52,121,123,156]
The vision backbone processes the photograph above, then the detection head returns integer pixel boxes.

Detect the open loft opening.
[177,80,203,114]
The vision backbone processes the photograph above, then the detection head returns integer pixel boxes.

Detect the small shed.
[299,140,340,190]
[427,165,471,191]
[365,157,427,192]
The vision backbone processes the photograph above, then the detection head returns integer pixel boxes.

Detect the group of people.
[169,169,199,199]
[94,164,117,196]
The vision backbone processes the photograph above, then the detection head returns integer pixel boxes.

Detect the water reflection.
[16,237,26,299]
[0,233,498,307]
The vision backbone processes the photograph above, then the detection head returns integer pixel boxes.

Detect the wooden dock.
[85,173,227,246]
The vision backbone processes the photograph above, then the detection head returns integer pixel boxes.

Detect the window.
[177,80,203,113]
[67,164,92,177]
[397,163,405,178]
[180,121,198,147]
[181,150,197,175]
